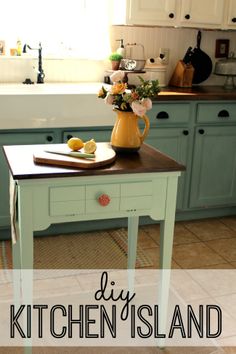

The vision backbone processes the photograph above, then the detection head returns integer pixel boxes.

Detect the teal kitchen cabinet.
[189,102,236,208]
[146,102,192,210]
[146,127,190,210]
[0,131,56,227]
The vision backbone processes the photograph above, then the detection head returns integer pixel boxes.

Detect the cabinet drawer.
[197,103,236,123]
[50,200,85,216]
[121,181,152,197]
[50,186,85,201]
[148,103,190,125]
[120,196,152,211]
[120,181,153,212]
[50,186,86,216]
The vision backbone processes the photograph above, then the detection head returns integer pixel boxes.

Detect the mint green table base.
[11,172,180,351]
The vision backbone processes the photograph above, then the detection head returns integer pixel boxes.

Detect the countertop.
[0,83,235,130]
[155,85,236,101]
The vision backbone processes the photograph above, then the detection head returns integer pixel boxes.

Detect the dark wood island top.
[3,143,185,180]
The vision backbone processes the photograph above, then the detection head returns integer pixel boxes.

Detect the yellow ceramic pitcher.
[111,110,150,153]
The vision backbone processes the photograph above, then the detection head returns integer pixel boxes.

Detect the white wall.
[0,26,235,85]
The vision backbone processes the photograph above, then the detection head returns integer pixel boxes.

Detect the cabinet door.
[180,0,224,28]
[190,126,236,208]
[146,127,189,210]
[225,0,236,29]
[0,131,55,228]
[126,0,178,26]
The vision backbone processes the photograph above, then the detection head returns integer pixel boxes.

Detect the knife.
[44,150,95,159]
[183,46,193,64]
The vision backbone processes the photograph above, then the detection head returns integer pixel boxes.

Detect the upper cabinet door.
[180,0,224,28]
[125,0,178,26]
[224,0,236,29]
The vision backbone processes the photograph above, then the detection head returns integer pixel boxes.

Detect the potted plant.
[109,52,123,70]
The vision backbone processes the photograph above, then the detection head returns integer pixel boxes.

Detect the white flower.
[131,101,147,117]
[141,98,152,111]
[110,70,125,83]
[104,93,114,105]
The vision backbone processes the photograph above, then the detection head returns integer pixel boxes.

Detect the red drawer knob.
[98,194,110,206]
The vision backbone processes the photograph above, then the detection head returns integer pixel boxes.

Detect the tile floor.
[1,216,236,354]
[139,216,236,270]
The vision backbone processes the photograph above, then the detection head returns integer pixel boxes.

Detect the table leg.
[127,216,139,269]
[158,176,178,348]
[17,186,34,353]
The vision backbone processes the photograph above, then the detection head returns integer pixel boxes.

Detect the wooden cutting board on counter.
[33,143,116,169]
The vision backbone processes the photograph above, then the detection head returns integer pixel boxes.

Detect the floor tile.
[145,222,200,246]
[199,263,234,269]
[172,242,226,268]
[205,238,236,262]
[143,247,180,269]
[138,227,159,249]
[183,218,236,241]
[220,347,236,354]
[220,216,236,232]
[172,222,201,245]
[142,224,160,245]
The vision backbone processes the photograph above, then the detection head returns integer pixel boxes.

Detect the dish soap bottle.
[116,39,125,57]
[16,39,22,56]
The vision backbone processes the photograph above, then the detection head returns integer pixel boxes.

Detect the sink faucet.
[23,42,45,84]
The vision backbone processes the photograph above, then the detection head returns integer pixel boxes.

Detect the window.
[0,0,111,59]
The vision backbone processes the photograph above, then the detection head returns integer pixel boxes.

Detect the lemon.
[67,137,84,151]
[84,139,97,154]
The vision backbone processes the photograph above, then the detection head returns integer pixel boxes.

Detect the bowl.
[120,59,146,71]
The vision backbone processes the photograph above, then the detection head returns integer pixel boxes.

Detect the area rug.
[0,228,153,269]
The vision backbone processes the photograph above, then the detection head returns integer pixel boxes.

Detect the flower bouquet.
[98,71,160,153]
[98,70,160,116]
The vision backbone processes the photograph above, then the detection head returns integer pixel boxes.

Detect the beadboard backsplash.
[0,26,235,85]
[110,26,236,86]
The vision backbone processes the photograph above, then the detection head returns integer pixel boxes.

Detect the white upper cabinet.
[224,0,236,29]
[127,0,178,26]
[112,0,236,30]
[179,0,224,28]
[112,0,178,26]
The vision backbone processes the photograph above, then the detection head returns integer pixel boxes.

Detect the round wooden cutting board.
[33,142,116,169]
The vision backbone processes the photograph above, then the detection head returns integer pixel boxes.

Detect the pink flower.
[141,98,152,111]
[110,70,125,83]
[104,93,114,105]
[131,101,147,117]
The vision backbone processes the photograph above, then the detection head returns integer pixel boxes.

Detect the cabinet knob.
[183,130,189,136]
[156,111,169,119]
[232,17,236,23]
[185,14,190,20]
[98,194,110,207]
[67,134,73,140]
[169,13,175,19]
[198,129,205,135]
[46,135,53,142]
[218,110,230,118]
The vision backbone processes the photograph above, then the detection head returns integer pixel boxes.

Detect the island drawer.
[49,186,86,216]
